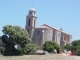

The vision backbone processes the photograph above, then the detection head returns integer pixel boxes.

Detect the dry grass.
[0,54,80,60]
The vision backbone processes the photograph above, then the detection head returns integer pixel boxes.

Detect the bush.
[24,44,40,54]
[76,45,80,56]
[77,49,80,56]
[64,44,72,51]
[43,41,61,53]
[3,43,22,56]
[72,40,80,55]
[1,25,30,56]
[0,37,5,55]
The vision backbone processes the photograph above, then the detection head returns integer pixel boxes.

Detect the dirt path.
[0,54,80,60]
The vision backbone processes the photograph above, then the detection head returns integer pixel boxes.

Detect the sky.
[0,0,80,40]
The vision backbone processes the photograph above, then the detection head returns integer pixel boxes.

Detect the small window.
[34,19,35,27]
[34,12,35,15]
[28,19,30,26]
[37,30,40,35]
[30,12,31,15]
[58,33,60,37]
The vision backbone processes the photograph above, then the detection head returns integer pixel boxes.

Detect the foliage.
[77,49,80,56]
[71,40,80,55]
[24,44,40,54]
[1,25,30,55]
[72,40,77,46]
[64,40,80,56]
[72,40,80,46]
[2,25,30,46]
[64,44,72,51]
[76,45,80,56]
[43,41,61,53]
[72,40,80,50]
[0,36,5,54]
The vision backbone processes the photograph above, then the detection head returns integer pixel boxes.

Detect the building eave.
[42,24,72,36]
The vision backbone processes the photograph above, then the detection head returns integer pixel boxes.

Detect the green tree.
[72,40,80,46]
[72,40,80,50]
[24,44,40,54]
[0,36,5,54]
[76,45,80,56]
[1,25,30,55]
[71,40,80,55]
[2,25,30,46]
[64,44,72,51]
[43,41,61,53]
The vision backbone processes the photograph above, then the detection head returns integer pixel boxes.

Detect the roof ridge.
[43,24,71,36]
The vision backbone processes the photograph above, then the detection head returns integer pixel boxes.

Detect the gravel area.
[0,54,80,60]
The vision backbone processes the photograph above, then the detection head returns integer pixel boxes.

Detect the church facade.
[25,8,72,52]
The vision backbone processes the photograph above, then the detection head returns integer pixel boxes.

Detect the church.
[25,8,72,52]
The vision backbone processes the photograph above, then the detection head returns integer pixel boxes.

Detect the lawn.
[0,54,80,60]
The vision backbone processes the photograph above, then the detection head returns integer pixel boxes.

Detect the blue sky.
[0,0,80,40]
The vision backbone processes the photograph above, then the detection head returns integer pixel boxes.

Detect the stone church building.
[25,8,72,52]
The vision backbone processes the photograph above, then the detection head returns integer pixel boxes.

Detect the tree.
[76,45,80,56]
[72,40,80,50]
[2,25,30,46]
[72,40,80,46]
[24,44,40,54]
[71,40,80,55]
[1,25,30,55]
[0,36,5,54]
[43,41,61,53]
[64,44,72,51]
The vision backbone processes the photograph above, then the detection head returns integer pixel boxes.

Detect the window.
[34,19,35,27]
[37,30,40,35]
[30,12,31,15]
[34,12,35,15]
[28,19,30,26]
[58,33,60,37]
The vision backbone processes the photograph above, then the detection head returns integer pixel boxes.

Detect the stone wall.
[31,27,72,52]
[60,32,64,52]
[31,28,53,48]
[43,28,53,43]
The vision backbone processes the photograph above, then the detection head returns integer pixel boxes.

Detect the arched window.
[28,19,30,26]
[34,19,35,27]
[58,33,60,37]
[34,12,35,15]
[30,12,31,15]
[37,30,40,35]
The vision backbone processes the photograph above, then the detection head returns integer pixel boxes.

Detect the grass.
[0,54,80,60]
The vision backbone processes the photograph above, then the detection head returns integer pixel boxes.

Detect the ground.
[0,54,80,60]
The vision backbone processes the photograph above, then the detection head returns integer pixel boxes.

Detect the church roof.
[41,24,72,36]
[39,25,49,28]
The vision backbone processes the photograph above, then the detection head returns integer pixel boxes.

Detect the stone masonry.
[25,8,72,52]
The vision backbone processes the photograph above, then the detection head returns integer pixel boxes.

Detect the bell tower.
[26,8,37,39]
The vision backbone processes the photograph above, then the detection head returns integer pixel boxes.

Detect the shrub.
[43,41,61,53]
[64,44,72,51]
[1,25,30,55]
[77,49,80,56]
[71,40,80,55]
[76,45,80,56]
[24,44,40,54]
